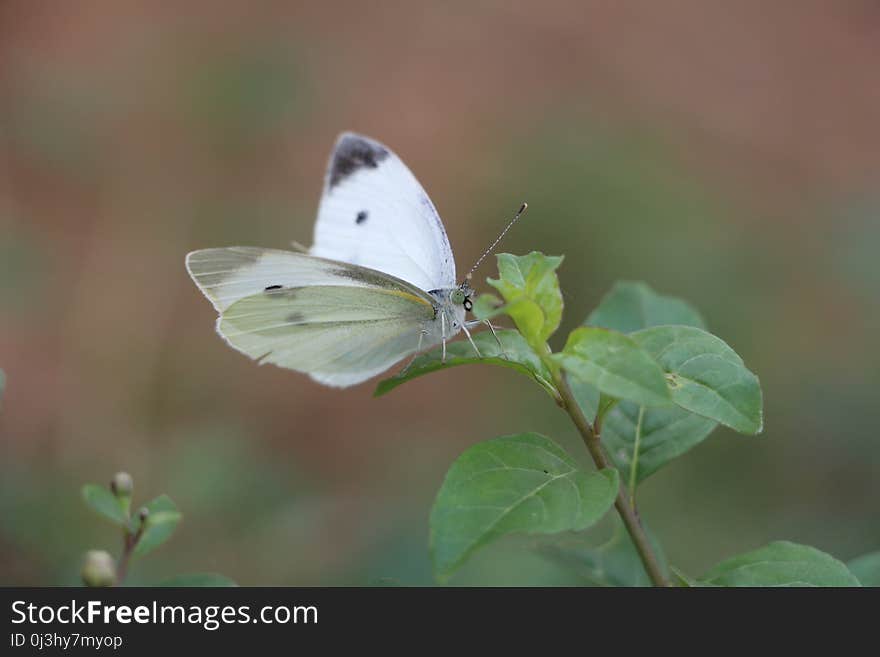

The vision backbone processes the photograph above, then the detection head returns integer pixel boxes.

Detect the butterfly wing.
[186,247,437,387]
[309,132,456,292]
[219,286,433,387]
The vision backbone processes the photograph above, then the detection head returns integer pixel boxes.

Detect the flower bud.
[110,472,133,498]
[81,550,117,587]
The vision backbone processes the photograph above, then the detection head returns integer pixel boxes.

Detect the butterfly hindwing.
[310,132,457,292]
[220,287,432,386]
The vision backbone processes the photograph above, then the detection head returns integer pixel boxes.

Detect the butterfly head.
[451,282,475,313]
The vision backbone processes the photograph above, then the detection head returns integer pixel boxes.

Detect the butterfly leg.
[484,320,507,358]
[466,319,507,359]
[401,330,428,374]
[460,322,482,358]
[441,313,448,363]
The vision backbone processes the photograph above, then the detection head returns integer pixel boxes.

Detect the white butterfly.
[186,132,514,387]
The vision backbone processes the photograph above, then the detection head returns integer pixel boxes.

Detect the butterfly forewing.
[310,133,456,292]
[186,246,432,311]
[186,247,438,386]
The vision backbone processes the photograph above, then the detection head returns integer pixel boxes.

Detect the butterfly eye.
[450,289,465,305]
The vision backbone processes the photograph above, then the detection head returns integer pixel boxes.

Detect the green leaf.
[670,566,704,587]
[701,541,860,587]
[538,520,667,587]
[133,495,182,558]
[375,329,558,400]
[633,325,763,434]
[847,552,880,586]
[586,281,705,333]
[470,293,504,320]
[575,382,718,482]
[557,327,671,407]
[81,484,128,527]
[157,573,237,587]
[486,252,564,346]
[608,404,717,482]
[430,433,619,580]
[594,393,618,427]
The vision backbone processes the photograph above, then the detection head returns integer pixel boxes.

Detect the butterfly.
[186,132,522,387]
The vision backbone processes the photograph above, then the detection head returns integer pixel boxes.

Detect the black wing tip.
[328,132,390,189]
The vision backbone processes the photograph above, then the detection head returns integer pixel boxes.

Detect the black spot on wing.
[286,312,305,324]
[264,286,298,300]
[329,135,389,188]
[355,210,368,224]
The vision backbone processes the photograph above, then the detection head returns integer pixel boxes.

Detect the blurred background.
[1,1,878,586]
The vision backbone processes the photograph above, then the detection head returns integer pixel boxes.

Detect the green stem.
[628,406,645,506]
[115,512,146,586]
[552,370,670,587]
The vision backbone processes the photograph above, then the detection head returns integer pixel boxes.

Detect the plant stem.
[554,372,671,587]
[115,516,146,586]
[116,535,135,585]
[629,406,645,506]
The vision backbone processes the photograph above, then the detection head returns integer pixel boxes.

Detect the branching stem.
[115,514,146,586]
[552,370,671,587]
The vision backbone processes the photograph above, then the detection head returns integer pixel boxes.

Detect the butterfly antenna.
[464,202,528,283]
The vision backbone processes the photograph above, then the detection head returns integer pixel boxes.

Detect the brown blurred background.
[1,1,878,585]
